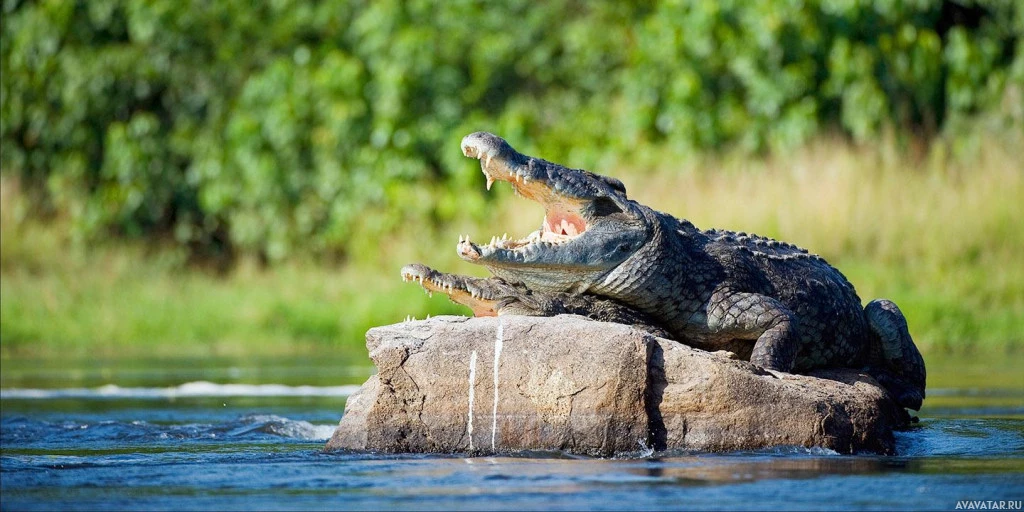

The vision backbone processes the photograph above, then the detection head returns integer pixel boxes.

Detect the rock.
[648,339,908,454]
[328,316,649,456]
[326,316,909,456]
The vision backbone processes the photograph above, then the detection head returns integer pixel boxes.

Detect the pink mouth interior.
[543,210,587,236]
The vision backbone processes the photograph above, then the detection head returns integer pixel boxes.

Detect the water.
[2,356,1022,511]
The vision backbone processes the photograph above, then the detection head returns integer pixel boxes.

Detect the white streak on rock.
[491,318,504,451]
[467,350,478,451]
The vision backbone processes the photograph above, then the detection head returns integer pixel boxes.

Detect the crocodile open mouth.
[456,193,588,261]
[400,263,499,316]
[455,132,647,293]
[458,136,589,262]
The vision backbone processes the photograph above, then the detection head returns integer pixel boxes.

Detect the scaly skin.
[450,132,926,410]
[400,263,673,339]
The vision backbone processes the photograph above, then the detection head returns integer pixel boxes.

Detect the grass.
[1,135,1022,362]
[0,234,468,360]
[608,135,1024,353]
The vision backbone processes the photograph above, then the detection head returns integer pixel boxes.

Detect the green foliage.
[3,135,1021,357]
[2,0,1021,261]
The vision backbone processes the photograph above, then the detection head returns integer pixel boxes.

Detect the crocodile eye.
[591,197,622,216]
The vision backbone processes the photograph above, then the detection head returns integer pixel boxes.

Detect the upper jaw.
[461,132,616,202]
[400,263,501,316]
[461,132,530,192]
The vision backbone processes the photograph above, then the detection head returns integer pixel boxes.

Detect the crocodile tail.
[864,299,927,410]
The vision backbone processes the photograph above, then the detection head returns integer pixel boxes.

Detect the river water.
[1,355,1022,511]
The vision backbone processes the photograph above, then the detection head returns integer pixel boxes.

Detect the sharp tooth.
[490,235,497,246]
[459,235,464,243]
[426,314,431,319]
[486,174,495,191]
[503,233,509,240]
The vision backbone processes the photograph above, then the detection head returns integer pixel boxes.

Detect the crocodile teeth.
[561,219,579,236]
[485,172,495,191]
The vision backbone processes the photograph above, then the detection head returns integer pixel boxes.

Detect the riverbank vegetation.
[3,132,1020,359]
[2,1,1021,361]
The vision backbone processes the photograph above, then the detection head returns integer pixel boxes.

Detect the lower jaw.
[483,265,602,294]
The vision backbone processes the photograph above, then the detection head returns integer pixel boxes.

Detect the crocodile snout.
[461,131,512,160]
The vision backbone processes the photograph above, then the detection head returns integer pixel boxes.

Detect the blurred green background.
[1,0,1022,366]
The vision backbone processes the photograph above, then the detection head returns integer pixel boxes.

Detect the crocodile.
[401,263,674,338]
[443,131,926,410]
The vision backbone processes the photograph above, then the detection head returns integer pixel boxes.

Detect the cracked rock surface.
[326,316,908,456]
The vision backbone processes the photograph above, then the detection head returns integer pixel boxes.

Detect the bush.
[2,0,1020,262]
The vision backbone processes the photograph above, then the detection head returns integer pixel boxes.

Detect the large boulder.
[326,315,908,456]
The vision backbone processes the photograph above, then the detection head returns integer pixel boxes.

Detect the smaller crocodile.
[400,263,672,338]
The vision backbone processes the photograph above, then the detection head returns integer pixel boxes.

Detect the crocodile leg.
[864,299,927,410]
[707,289,800,372]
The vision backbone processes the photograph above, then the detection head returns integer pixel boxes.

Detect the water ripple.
[0,382,360,400]
[1,413,337,447]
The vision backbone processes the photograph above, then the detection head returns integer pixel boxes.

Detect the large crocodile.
[425,132,926,410]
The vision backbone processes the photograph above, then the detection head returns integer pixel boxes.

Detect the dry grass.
[2,135,1021,359]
